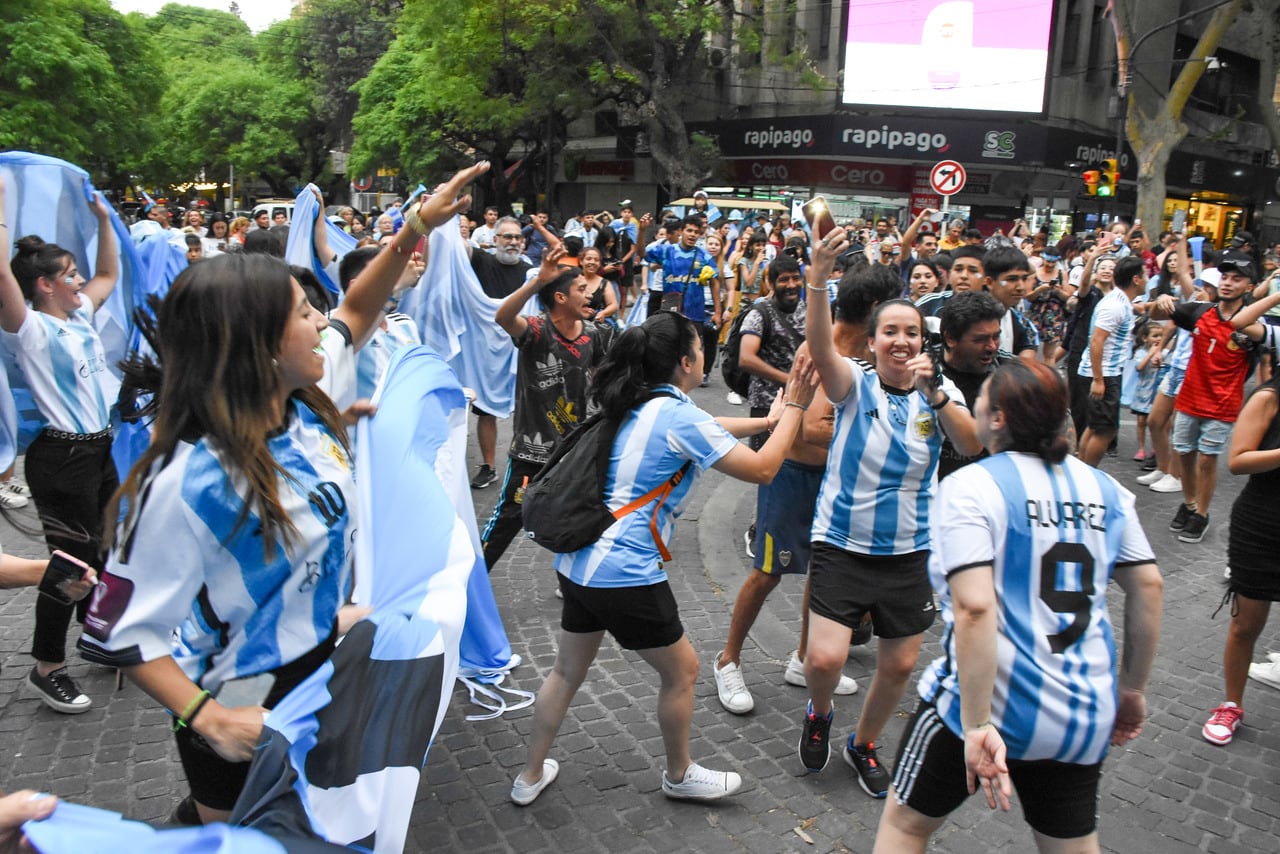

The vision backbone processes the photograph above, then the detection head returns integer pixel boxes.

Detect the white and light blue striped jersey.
[4,295,112,433]
[78,398,356,697]
[356,313,420,399]
[918,452,1155,765]
[556,384,737,588]
[1077,288,1134,378]
[317,318,357,411]
[811,358,965,555]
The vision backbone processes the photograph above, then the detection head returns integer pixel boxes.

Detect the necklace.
[883,384,912,427]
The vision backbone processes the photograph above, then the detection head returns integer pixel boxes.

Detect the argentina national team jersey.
[811,358,965,555]
[79,398,356,697]
[556,385,737,588]
[5,295,112,433]
[1077,288,1134,378]
[918,452,1155,765]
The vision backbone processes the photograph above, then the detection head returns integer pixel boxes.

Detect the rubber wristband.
[932,395,951,411]
[785,401,808,411]
[173,689,210,731]
[185,692,213,729]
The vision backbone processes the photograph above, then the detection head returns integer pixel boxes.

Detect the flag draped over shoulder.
[0,151,142,451]
[230,348,477,853]
[20,799,348,853]
[285,185,357,297]
[397,217,520,416]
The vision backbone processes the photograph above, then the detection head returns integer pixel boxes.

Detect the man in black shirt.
[936,291,1006,480]
[466,217,533,488]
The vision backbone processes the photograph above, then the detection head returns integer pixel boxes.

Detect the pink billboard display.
[842,0,1055,113]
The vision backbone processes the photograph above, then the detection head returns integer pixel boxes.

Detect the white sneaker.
[1135,469,1165,486]
[0,490,27,509]
[726,391,745,405]
[783,651,858,695]
[662,762,742,801]
[713,653,754,714]
[3,480,30,498]
[1149,474,1182,493]
[1249,660,1280,691]
[511,759,559,805]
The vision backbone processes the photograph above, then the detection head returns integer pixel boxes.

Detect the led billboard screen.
[841,0,1055,113]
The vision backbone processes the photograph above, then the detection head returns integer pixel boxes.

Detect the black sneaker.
[1179,512,1209,544]
[1170,502,1195,532]
[29,666,91,714]
[843,737,890,798]
[1141,457,1158,471]
[470,464,498,489]
[798,701,833,772]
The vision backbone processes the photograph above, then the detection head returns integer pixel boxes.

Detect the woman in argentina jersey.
[0,179,119,716]
[796,234,981,800]
[512,310,818,806]
[876,360,1163,854]
[77,169,482,826]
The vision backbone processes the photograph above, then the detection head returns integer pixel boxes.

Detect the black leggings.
[25,432,117,663]
[480,457,543,571]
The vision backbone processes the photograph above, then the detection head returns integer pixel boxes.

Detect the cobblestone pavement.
[2,382,1278,852]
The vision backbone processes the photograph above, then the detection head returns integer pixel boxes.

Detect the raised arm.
[900,207,935,252]
[311,186,334,268]
[805,230,854,403]
[332,162,489,348]
[0,177,28,333]
[79,193,119,311]
[712,354,818,483]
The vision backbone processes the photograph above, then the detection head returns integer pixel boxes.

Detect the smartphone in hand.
[38,551,94,605]
[802,196,838,242]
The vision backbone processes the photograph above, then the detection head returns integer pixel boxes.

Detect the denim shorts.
[1157,366,1185,398]
[1172,411,1233,455]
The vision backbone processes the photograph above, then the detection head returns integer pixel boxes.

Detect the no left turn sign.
[929,160,967,196]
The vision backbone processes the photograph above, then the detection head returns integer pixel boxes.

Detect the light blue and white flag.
[230,348,478,853]
[286,185,358,297]
[624,291,649,328]
[396,217,524,416]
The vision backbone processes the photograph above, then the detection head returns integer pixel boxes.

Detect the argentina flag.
[286,184,357,297]
[228,347,477,852]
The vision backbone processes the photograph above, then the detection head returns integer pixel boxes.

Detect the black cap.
[1231,230,1255,248]
[1218,248,1255,280]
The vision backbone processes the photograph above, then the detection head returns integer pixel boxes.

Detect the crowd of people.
[2,164,1280,851]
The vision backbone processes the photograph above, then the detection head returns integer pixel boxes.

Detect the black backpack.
[720,302,768,396]
[521,392,691,558]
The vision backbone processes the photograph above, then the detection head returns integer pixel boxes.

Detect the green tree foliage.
[0,0,163,185]
[349,0,594,207]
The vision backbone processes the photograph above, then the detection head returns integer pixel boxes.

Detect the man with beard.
[466,216,533,489]
[936,291,1007,480]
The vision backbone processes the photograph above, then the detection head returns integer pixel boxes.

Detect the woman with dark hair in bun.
[0,177,118,715]
[511,309,818,807]
[874,360,1164,854]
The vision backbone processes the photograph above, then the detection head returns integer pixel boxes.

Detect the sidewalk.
[1,390,1278,852]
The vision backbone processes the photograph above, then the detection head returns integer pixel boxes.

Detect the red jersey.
[1173,302,1254,422]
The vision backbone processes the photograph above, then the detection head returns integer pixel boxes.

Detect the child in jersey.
[874,360,1163,854]
[1129,322,1166,463]
[797,233,981,799]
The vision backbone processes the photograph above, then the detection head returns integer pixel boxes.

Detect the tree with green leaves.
[1109,0,1244,230]
[0,0,163,189]
[350,0,592,209]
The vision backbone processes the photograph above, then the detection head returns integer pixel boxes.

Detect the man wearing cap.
[1149,248,1270,543]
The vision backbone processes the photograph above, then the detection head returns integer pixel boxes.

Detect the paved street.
[2,381,1279,852]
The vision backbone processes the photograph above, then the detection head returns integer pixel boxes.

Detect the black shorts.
[808,543,936,639]
[1084,375,1121,434]
[754,460,824,576]
[471,402,497,418]
[892,702,1101,840]
[175,633,335,810]
[558,576,684,651]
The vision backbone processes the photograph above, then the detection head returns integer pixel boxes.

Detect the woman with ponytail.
[0,177,118,716]
[874,360,1163,853]
[512,309,818,807]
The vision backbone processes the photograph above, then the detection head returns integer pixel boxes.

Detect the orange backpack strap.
[611,461,693,562]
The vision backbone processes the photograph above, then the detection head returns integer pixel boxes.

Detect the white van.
[252,200,295,224]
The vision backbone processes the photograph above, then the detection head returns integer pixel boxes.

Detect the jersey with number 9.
[918,452,1155,765]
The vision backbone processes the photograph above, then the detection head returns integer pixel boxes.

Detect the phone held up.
[802,196,838,243]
